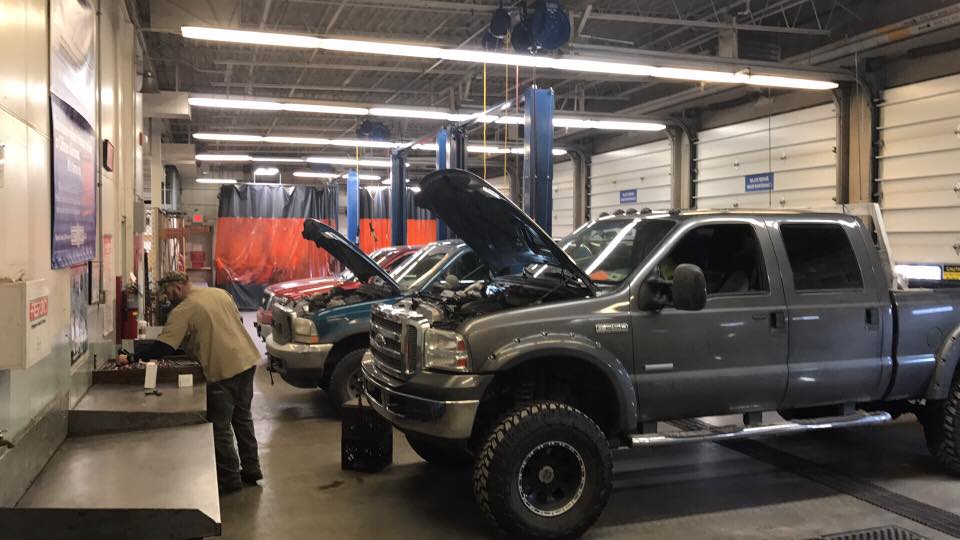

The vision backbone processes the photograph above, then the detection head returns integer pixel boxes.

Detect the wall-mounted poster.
[50,0,97,270]
[70,264,89,364]
[51,95,97,269]
[50,0,96,123]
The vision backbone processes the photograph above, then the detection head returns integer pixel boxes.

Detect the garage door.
[589,140,672,219]
[695,103,837,210]
[552,160,575,237]
[877,73,960,269]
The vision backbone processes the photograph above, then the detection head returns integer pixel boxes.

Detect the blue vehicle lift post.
[345,170,359,243]
[522,86,555,234]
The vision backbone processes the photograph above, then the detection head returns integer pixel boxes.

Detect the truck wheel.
[329,349,367,411]
[920,376,960,475]
[473,402,612,540]
[405,434,472,467]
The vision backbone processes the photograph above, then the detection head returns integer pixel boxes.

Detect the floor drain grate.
[811,526,929,540]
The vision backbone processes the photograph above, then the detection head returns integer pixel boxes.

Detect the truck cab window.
[780,224,863,291]
[662,224,768,295]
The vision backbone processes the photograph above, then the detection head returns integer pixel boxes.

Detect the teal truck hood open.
[301,219,401,293]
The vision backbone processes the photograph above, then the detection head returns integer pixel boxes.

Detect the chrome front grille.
[370,304,427,378]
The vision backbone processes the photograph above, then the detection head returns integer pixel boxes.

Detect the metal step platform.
[630,411,893,447]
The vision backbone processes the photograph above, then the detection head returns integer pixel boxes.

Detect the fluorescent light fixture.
[341,173,382,181]
[181,26,322,48]
[196,178,237,184]
[282,103,368,115]
[329,139,397,149]
[189,97,666,131]
[307,156,392,168]
[194,132,401,149]
[193,133,263,142]
[195,154,252,161]
[250,157,305,163]
[552,118,666,131]
[293,171,340,179]
[189,97,282,111]
[182,27,838,90]
[895,264,943,281]
[253,167,280,176]
[369,107,452,121]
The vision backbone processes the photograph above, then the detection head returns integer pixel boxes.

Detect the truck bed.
[886,287,960,400]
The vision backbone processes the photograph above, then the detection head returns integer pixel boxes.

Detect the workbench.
[1,424,221,539]
[69,383,207,435]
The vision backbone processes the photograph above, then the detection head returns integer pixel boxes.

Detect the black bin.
[341,397,392,472]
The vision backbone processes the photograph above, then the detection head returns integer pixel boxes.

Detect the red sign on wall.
[29,296,49,322]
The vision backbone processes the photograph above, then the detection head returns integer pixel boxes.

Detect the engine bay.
[406,273,589,329]
[301,279,395,313]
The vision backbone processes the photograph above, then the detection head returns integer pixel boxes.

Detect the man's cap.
[158,272,189,287]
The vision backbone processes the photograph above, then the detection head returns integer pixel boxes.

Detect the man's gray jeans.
[207,366,261,489]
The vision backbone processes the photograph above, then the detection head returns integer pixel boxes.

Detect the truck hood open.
[301,219,401,293]
[415,169,596,293]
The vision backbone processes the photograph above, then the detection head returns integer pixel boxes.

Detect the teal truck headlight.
[292,316,319,344]
[423,328,470,373]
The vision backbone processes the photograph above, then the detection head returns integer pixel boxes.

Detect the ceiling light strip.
[181,26,839,90]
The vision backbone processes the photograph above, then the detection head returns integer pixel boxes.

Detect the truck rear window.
[780,224,864,291]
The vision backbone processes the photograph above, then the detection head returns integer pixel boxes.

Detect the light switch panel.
[0,144,5,188]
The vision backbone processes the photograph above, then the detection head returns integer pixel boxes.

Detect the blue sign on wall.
[619,189,638,204]
[745,172,774,192]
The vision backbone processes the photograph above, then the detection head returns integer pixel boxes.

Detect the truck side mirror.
[672,264,707,311]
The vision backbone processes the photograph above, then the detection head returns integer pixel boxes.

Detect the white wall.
[0,0,137,488]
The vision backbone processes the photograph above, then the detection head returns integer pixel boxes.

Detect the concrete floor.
[222,313,960,539]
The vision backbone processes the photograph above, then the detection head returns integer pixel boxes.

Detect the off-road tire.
[920,373,960,475]
[406,434,472,467]
[328,348,367,411]
[473,401,613,540]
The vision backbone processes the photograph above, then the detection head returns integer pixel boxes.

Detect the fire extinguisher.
[120,283,141,339]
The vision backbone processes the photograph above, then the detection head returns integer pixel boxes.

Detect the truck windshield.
[390,246,454,291]
[559,218,676,284]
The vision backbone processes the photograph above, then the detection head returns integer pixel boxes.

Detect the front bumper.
[361,352,488,441]
[265,335,333,387]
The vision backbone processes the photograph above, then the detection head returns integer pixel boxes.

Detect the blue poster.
[745,172,774,192]
[51,95,97,269]
[619,189,638,204]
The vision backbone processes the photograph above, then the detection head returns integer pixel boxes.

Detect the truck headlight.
[423,328,470,373]
[293,316,319,344]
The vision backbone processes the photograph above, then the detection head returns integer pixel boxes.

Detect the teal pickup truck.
[266,220,486,409]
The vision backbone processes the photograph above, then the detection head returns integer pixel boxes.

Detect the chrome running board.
[629,411,892,447]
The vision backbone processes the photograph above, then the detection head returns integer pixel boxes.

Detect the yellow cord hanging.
[482,62,487,180]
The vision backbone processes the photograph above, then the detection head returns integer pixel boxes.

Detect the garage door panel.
[880,130,960,159]
[591,167,671,188]
[883,207,960,234]
[695,192,772,209]
[889,234,960,265]
[589,139,672,217]
[768,188,838,209]
[881,92,960,127]
[880,185,959,210]
[695,104,837,210]
[697,150,836,181]
[879,149,960,178]
[879,176,957,196]
[697,104,835,142]
[552,161,576,237]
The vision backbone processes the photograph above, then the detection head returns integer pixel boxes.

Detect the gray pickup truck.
[361,169,960,540]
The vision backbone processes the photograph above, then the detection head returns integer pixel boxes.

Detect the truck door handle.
[866,307,880,329]
[769,312,786,330]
